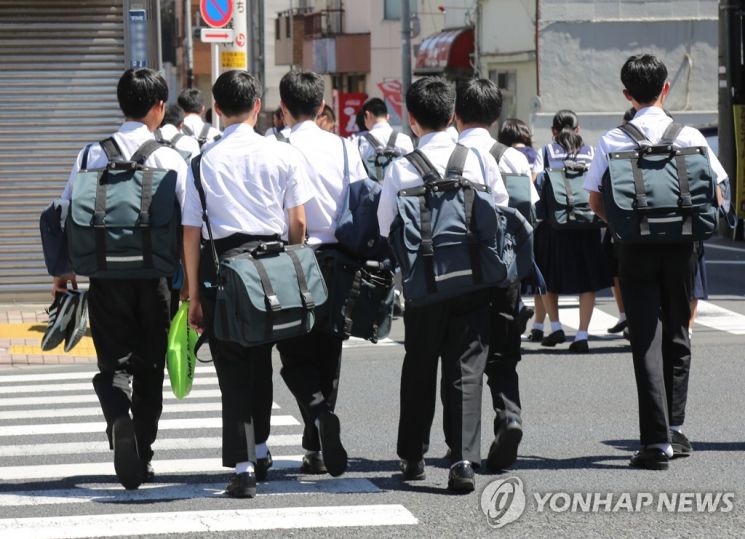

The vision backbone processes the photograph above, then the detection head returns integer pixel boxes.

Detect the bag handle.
[190,154,220,278]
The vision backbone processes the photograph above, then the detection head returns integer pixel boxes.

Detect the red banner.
[377,80,403,126]
[336,92,368,137]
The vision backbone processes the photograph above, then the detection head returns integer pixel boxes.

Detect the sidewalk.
[0,303,95,366]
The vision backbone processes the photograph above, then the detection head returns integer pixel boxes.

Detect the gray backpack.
[489,142,536,224]
[155,128,193,161]
[602,122,718,243]
[182,123,216,149]
[362,131,403,181]
[542,158,603,230]
[66,138,181,279]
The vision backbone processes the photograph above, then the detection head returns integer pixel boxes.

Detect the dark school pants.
[617,242,696,446]
[398,291,490,464]
[89,277,170,464]
[276,330,344,452]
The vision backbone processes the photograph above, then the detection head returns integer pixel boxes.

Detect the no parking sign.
[200,0,233,28]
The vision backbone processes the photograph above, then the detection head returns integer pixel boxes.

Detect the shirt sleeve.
[172,156,189,215]
[61,148,86,201]
[282,149,314,209]
[583,138,609,193]
[377,162,400,238]
[482,151,509,207]
[345,138,370,183]
[400,134,415,154]
[181,161,204,228]
[686,128,729,184]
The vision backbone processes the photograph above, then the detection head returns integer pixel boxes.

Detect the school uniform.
[264,125,291,141]
[182,113,222,146]
[458,128,539,424]
[584,106,728,447]
[181,123,313,467]
[61,121,187,464]
[378,131,509,466]
[536,142,611,294]
[158,123,201,159]
[357,121,414,164]
[274,120,369,455]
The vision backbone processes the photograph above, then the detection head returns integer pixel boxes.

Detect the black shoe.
[112,416,144,490]
[41,291,77,351]
[142,462,155,483]
[448,461,475,493]
[226,471,257,498]
[487,416,523,471]
[622,328,630,341]
[64,290,88,352]
[516,307,535,335]
[671,431,693,458]
[301,451,327,474]
[399,459,426,481]
[541,329,566,347]
[607,319,628,334]
[629,447,669,470]
[528,329,544,342]
[317,411,348,477]
[256,451,273,481]
[568,339,589,353]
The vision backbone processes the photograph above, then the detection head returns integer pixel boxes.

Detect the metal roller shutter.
[0,0,124,294]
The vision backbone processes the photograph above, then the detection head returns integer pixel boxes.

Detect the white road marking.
[343,337,401,348]
[0,505,417,537]
[704,260,745,265]
[0,376,221,394]
[0,415,298,437]
[693,300,745,335]
[557,305,623,339]
[0,389,225,408]
[0,455,304,481]
[703,243,745,254]
[0,478,381,507]
[0,435,303,458]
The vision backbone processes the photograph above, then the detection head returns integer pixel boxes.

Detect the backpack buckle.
[266,294,282,312]
[421,240,434,256]
[301,291,315,310]
[92,212,106,227]
[139,211,150,227]
[678,195,692,207]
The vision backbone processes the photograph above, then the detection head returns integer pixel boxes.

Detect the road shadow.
[603,439,745,452]
[508,454,630,471]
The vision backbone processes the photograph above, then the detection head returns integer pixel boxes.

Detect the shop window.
[385,0,417,20]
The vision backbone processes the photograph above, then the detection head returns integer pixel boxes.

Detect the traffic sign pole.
[211,43,220,129]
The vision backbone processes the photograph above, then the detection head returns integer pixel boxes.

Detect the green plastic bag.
[166,300,198,399]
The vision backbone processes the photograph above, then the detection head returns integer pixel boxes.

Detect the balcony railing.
[304,9,344,38]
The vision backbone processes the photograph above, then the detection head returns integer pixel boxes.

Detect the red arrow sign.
[200,28,235,43]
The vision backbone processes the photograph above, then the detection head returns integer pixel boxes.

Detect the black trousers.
[88,277,170,463]
[618,242,696,446]
[485,283,522,419]
[276,329,344,452]
[398,292,490,464]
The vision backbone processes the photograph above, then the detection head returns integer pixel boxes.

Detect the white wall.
[263,0,293,109]
[480,0,535,54]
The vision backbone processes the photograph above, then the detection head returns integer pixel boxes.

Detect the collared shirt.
[159,124,201,160]
[182,113,222,145]
[536,142,595,171]
[264,125,291,141]
[584,106,728,192]
[61,122,188,211]
[357,121,415,163]
[377,130,509,237]
[459,127,540,204]
[286,120,369,245]
[182,123,313,240]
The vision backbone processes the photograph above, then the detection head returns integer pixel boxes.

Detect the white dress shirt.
[264,125,291,140]
[182,123,313,240]
[159,124,201,159]
[357,121,415,163]
[182,113,221,145]
[584,106,728,192]
[458,127,540,204]
[377,130,509,237]
[62,122,188,212]
[286,120,369,245]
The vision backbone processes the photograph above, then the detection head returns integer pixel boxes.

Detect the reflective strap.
[93,170,108,271]
[342,267,363,336]
[250,256,280,342]
[139,168,154,269]
[562,170,576,221]
[463,186,482,285]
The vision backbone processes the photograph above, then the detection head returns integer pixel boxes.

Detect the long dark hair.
[552,109,583,156]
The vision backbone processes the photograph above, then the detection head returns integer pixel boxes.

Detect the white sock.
[574,330,588,342]
[648,443,673,458]
[550,321,562,333]
[532,322,544,331]
[235,460,254,474]
[670,425,683,434]
[255,443,268,459]
[618,313,626,322]
[305,449,320,457]
[688,328,693,339]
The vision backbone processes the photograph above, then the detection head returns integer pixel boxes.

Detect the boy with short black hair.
[53,68,188,490]
[157,104,200,159]
[183,70,311,498]
[177,88,221,147]
[377,76,509,493]
[585,54,727,470]
[357,97,414,181]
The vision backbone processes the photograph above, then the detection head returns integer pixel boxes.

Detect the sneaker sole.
[42,294,77,351]
[113,417,143,490]
[671,444,692,458]
[487,425,523,471]
[318,414,348,477]
[630,459,669,471]
[64,292,88,352]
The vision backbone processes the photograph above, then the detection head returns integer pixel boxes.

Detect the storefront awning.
[414,27,474,77]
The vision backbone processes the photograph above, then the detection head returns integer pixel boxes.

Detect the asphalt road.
[0,237,744,538]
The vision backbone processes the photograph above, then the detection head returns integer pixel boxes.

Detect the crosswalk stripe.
[343,337,401,348]
[0,401,279,421]
[0,478,381,507]
[0,504,418,538]
[0,456,304,481]
[0,435,303,458]
[0,389,225,408]
[0,415,299,437]
[557,304,622,339]
[1,376,224,395]
[693,300,745,335]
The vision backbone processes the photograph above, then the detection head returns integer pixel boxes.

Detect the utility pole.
[401,0,412,133]
[185,0,194,87]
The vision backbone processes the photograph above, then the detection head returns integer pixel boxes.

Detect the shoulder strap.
[190,155,220,277]
[181,125,195,137]
[363,132,383,149]
[618,123,651,147]
[154,128,165,143]
[445,144,469,179]
[385,130,399,151]
[99,137,123,162]
[661,123,685,145]
[275,130,288,144]
[81,143,94,170]
[341,136,349,184]
[404,149,441,183]
[198,123,211,143]
[130,140,162,165]
[489,141,509,165]
[171,133,185,146]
